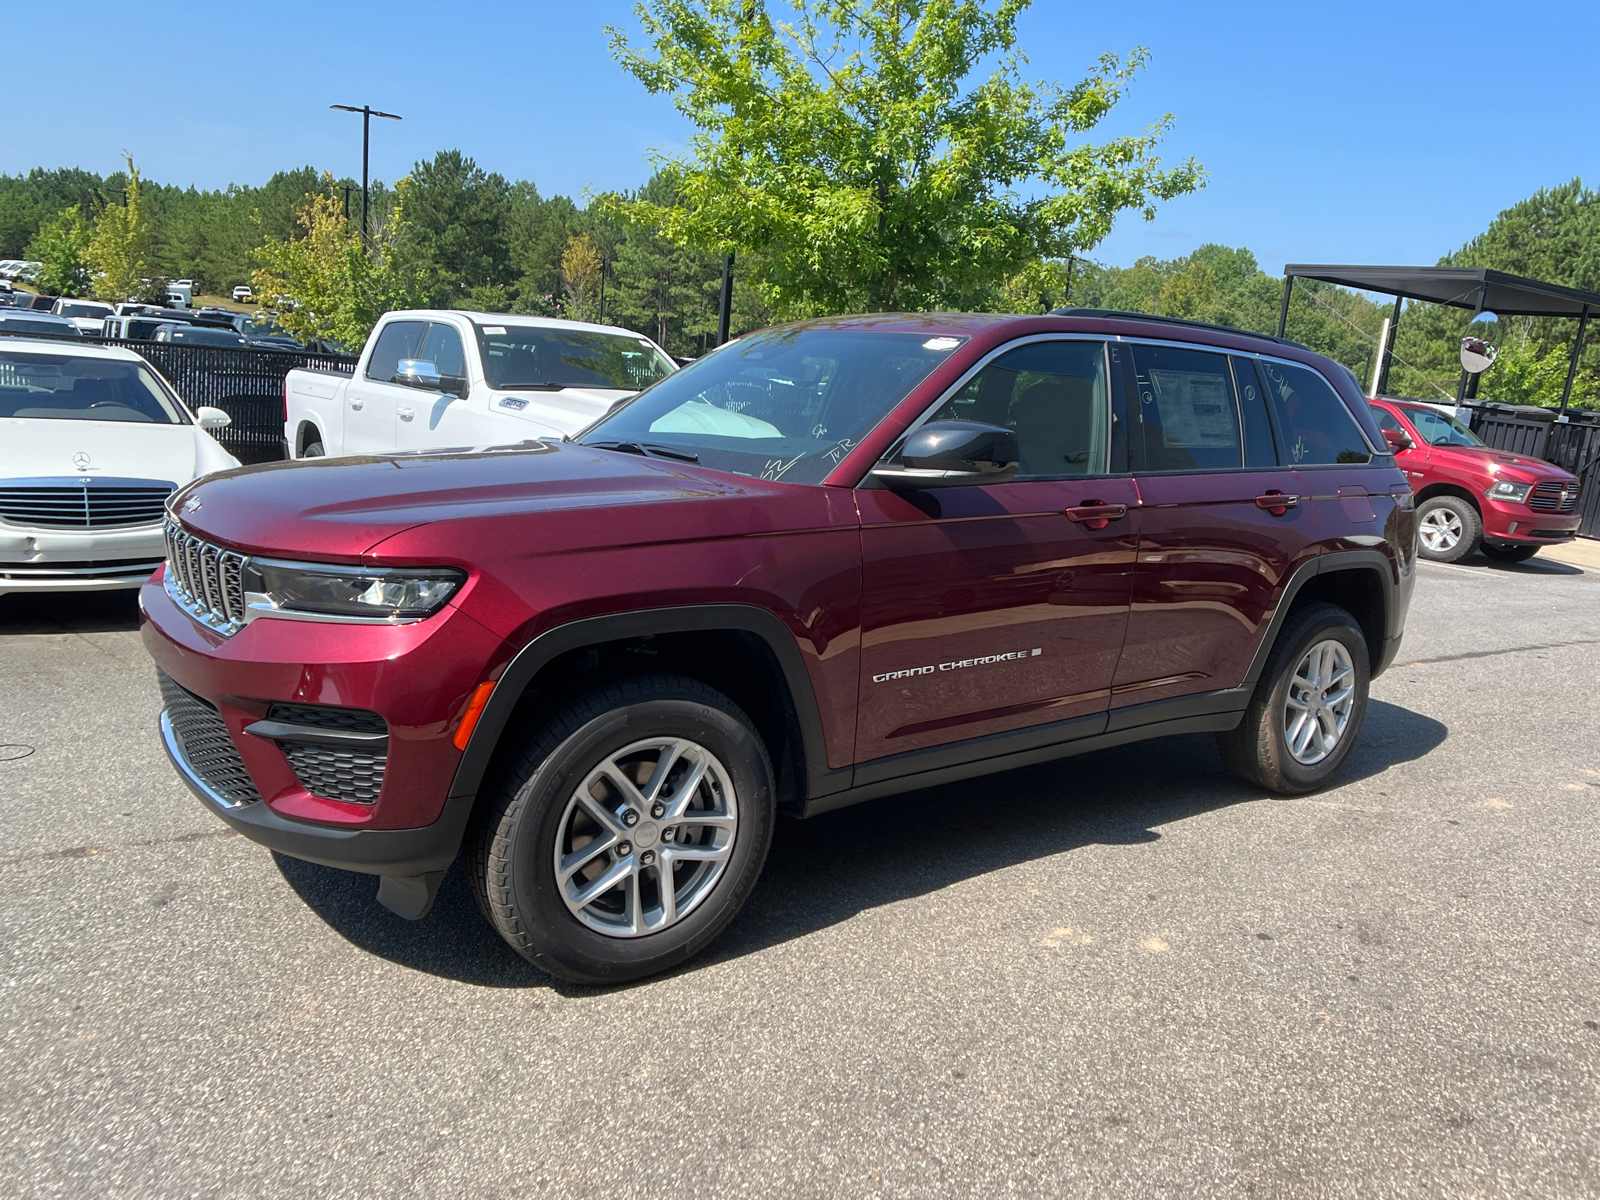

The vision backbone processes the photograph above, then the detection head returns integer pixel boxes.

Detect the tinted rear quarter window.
[1128,345,1242,471]
[1260,360,1372,465]
[365,320,427,383]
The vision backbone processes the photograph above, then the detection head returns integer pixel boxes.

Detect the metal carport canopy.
[1282,264,1600,318]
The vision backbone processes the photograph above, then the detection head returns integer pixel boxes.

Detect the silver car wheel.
[1419,508,1462,552]
[554,737,738,939]
[1282,639,1356,766]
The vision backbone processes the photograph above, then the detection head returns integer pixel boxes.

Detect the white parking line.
[1418,562,1509,580]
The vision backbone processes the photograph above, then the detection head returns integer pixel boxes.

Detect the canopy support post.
[1376,295,1403,397]
[1276,276,1293,338]
[1558,304,1590,418]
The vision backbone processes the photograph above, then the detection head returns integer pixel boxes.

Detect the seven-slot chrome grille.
[163,518,249,630]
[1528,480,1580,513]
[0,478,174,528]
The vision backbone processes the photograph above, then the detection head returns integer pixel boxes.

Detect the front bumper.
[0,523,165,594]
[1481,502,1581,543]
[141,566,507,875]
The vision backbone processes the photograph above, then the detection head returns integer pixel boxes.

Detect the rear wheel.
[1416,495,1481,563]
[1217,602,1370,796]
[301,439,325,458]
[1480,542,1540,563]
[467,675,775,985]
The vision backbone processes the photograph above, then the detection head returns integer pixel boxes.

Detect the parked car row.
[0,259,41,282]
[0,291,312,351]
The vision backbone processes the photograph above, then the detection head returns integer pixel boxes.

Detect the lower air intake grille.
[280,743,387,804]
[158,671,261,807]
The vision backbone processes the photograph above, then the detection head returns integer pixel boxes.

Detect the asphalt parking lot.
[3,548,1598,1198]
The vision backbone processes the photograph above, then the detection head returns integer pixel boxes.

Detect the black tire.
[466,675,775,985]
[301,439,325,458]
[1415,494,1481,563]
[1480,542,1540,563]
[1216,602,1370,796]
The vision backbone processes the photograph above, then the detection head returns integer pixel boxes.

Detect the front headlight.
[1484,480,1532,504]
[247,559,465,620]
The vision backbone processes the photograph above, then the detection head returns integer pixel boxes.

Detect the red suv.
[1370,398,1581,562]
[142,311,1416,983]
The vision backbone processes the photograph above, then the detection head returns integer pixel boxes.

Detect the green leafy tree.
[26,205,95,296]
[560,233,604,323]
[250,183,426,350]
[605,0,1202,317]
[85,155,154,302]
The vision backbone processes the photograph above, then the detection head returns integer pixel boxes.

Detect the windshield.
[1404,406,1483,447]
[578,327,967,485]
[0,351,189,423]
[474,323,674,392]
[56,302,109,318]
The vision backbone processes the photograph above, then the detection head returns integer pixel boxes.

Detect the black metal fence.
[1463,404,1600,538]
[0,329,357,464]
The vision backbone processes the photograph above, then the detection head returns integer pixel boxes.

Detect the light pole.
[330,104,402,241]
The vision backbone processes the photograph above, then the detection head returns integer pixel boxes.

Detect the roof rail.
[1049,307,1309,350]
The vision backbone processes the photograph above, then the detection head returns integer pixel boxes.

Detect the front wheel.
[467,675,775,985]
[1480,542,1540,563]
[1416,495,1481,563]
[1217,602,1370,796]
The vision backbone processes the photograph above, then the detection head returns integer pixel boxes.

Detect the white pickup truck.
[283,310,677,458]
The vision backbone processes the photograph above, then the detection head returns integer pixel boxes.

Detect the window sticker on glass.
[923,337,962,351]
[483,326,506,335]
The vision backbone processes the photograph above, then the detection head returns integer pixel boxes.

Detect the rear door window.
[926,339,1108,479]
[364,320,427,383]
[1259,360,1373,466]
[1127,345,1242,471]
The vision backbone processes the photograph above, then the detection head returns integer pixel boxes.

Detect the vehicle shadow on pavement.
[0,590,142,634]
[273,698,1446,990]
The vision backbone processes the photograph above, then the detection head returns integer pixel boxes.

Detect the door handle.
[1065,502,1128,530]
[1255,491,1300,514]
[397,407,414,421]
[350,398,364,411]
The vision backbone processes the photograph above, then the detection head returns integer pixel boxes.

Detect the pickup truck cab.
[145,309,1416,984]
[284,310,676,458]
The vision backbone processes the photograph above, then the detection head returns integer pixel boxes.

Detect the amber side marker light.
[453,681,497,751]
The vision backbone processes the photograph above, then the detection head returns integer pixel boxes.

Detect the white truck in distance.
[283,311,677,458]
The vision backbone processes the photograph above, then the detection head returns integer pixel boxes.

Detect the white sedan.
[0,340,239,595]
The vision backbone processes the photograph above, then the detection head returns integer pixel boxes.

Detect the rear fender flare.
[1239,550,1397,689]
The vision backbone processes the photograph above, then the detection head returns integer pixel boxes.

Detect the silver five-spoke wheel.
[554,737,738,938]
[1282,638,1355,765]
[1418,507,1463,553]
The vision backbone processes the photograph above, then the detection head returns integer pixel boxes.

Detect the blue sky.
[3,1,1595,273]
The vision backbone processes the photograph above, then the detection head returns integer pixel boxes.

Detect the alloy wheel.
[1418,508,1463,553]
[1282,639,1356,766]
[553,737,738,938]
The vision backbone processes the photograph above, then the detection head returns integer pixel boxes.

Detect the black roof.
[1050,307,1308,349]
[1284,265,1600,319]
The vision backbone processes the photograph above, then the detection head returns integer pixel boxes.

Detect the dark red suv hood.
[172,442,777,559]
[1429,442,1574,481]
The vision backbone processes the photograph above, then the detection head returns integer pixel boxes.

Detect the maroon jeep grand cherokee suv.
[143,311,1416,983]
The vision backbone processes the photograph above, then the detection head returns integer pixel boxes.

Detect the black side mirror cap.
[871,420,1020,489]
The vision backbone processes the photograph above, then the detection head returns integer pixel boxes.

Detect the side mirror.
[1381,427,1413,452]
[195,406,232,430]
[871,420,1019,489]
[393,358,465,395]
